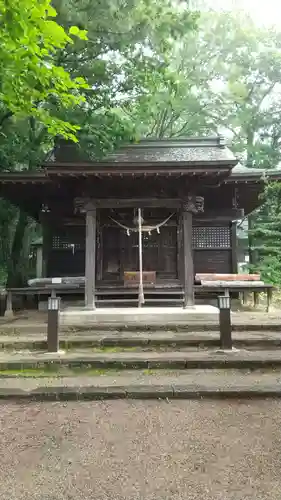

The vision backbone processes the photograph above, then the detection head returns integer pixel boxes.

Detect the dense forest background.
[1,1,281,286]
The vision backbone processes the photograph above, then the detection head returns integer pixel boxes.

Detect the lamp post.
[218,294,232,350]
[47,292,60,353]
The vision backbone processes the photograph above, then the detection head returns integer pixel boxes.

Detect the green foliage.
[249,182,281,284]
[196,12,281,285]
[133,9,281,168]
[190,11,281,169]
[251,255,281,286]
[0,0,88,140]
[50,0,198,149]
[128,26,215,138]
[131,9,281,286]
[0,0,198,156]
[0,0,198,286]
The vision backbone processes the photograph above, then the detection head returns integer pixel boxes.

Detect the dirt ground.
[0,399,280,500]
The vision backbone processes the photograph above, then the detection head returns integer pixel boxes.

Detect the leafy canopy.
[49,0,198,155]
[0,0,88,139]
[249,182,281,284]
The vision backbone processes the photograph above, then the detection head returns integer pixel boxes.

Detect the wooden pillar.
[181,195,204,308]
[182,203,194,308]
[85,206,97,309]
[36,246,43,278]
[231,221,238,273]
[96,210,103,282]
[177,212,183,282]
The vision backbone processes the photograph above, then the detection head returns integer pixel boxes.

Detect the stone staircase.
[96,287,184,307]
[0,311,281,362]
[0,311,281,400]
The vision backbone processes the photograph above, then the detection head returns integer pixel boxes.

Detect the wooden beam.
[85,207,97,309]
[182,205,194,308]
[75,197,182,209]
[194,209,244,221]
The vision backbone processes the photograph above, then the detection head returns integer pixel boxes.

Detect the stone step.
[1,369,281,400]
[1,331,281,351]
[2,349,281,371]
[1,321,281,335]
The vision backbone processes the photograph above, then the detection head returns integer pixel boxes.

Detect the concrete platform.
[59,305,219,327]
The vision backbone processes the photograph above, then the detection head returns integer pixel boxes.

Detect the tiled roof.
[51,137,238,166]
[230,163,281,179]
[231,163,265,176]
[103,138,237,164]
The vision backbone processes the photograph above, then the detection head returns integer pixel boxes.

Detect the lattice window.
[52,230,84,250]
[192,226,231,249]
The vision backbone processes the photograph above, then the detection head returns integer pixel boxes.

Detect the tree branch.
[0,111,13,128]
[157,108,169,138]
[169,109,204,137]
[255,83,276,112]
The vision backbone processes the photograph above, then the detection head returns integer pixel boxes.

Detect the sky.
[192,0,281,28]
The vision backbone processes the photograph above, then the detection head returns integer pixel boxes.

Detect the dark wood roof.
[45,136,238,170]
[1,139,281,188]
[227,163,281,182]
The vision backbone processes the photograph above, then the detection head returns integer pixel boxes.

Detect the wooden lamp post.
[47,292,60,353]
[218,294,232,350]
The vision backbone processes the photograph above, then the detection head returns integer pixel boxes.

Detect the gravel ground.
[0,400,281,500]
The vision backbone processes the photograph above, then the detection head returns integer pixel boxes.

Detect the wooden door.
[102,226,122,281]
[101,225,178,282]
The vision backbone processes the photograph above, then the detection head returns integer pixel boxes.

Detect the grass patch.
[142,368,158,375]
[0,366,167,378]
[89,346,139,353]
[0,366,124,378]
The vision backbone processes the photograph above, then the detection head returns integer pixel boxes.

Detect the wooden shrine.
[0,136,277,309]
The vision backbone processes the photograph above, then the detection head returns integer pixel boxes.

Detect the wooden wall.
[45,218,235,279]
[193,221,233,274]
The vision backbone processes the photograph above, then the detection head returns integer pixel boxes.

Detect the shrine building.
[0,136,276,309]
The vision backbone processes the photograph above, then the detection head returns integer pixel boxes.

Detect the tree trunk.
[246,129,257,269]
[246,129,254,168]
[248,213,258,269]
[6,210,29,287]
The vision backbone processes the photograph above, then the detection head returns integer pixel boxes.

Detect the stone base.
[59,305,219,327]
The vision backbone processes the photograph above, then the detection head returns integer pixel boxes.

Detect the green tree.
[249,182,281,284]
[50,0,198,153]
[195,11,281,169]
[127,25,215,138]
[133,9,281,164]
[129,9,281,284]
[0,0,198,286]
[189,11,281,280]
[0,0,88,140]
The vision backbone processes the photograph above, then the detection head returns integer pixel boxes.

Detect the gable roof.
[47,136,238,169]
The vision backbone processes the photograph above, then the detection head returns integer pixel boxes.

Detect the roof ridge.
[124,136,227,149]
